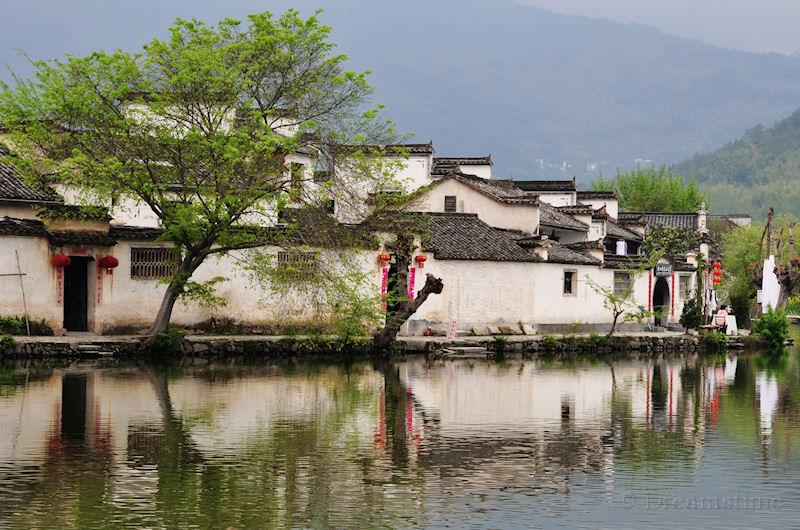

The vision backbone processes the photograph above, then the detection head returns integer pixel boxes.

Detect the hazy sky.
[522,0,800,55]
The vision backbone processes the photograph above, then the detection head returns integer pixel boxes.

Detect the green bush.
[587,332,609,348]
[704,331,728,352]
[752,307,790,352]
[679,298,702,331]
[149,327,187,354]
[0,316,53,336]
[540,335,558,349]
[786,296,800,315]
[0,334,15,350]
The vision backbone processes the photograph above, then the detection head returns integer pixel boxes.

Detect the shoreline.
[0,331,757,359]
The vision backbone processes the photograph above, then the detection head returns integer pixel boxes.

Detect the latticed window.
[614,272,632,297]
[679,274,693,300]
[277,250,318,280]
[444,195,457,212]
[130,247,180,280]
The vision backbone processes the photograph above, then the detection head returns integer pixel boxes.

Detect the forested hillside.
[674,109,800,217]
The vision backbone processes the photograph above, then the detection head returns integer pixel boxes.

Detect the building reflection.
[0,351,798,526]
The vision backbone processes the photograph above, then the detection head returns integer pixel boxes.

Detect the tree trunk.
[373,272,444,351]
[145,253,205,344]
[146,282,184,338]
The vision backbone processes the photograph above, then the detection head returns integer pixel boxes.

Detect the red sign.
[380,266,389,310]
[407,267,416,300]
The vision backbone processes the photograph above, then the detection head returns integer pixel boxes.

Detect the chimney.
[697,202,709,235]
[532,235,551,261]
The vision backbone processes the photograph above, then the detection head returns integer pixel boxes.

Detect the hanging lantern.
[377,251,391,263]
[414,255,428,268]
[51,254,71,268]
[98,255,119,274]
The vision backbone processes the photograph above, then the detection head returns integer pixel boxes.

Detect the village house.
[1,134,745,336]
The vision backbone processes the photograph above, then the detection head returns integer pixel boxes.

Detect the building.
[1,133,741,336]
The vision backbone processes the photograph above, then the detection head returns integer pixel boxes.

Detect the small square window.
[614,272,632,297]
[444,195,457,212]
[563,270,576,295]
[679,274,693,300]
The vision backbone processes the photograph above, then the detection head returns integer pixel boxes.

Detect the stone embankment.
[0,332,742,359]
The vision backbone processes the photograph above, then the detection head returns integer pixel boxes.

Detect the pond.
[2,336,800,528]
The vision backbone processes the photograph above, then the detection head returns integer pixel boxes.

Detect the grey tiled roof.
[49,231,118,247]
[618,212,698,230]
[577,191,617,200]
[512,179,577,192]
[606,219,643,241]
[109,225,164,240]
[349,142,434,156]
[431,156,492,175]
[557,203,594,215]
[539,202,589,231]
[0,216,48,237]
[546,241,601,265]
[437,174,540,205]
[0,159,59,203]
[426,213,537,262]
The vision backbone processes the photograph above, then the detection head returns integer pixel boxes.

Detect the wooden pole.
[14,250,30,336]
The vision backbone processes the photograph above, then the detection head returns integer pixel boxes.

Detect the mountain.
[4,0,800,182]
[673,108,800,218]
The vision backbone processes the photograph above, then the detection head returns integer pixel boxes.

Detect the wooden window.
[613,272,632,297]
[444,195,457,212]
[277,250,318,280]
[130,247,180,280]
[563,269,577,295]
[679,274,693,300]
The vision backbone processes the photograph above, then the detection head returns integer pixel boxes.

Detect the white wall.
[0,235,60,329]
[580,198,619,219]
[414,179,539,234]
[456,164,492,179]
[409,255,536,331]
[0,204,39,219]
[537,192,576,207]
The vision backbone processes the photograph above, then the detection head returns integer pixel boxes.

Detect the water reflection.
[1,347,800,528]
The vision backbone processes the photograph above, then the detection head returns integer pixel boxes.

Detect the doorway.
[64,257,91,331]
[652,277,670,327]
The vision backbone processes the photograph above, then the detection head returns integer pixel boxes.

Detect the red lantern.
[414,255,428,268]
[378,252,391,263]
[98,255,119,275]
[51,254,71,268]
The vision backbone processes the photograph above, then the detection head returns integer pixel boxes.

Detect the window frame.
[444,195,457,212]
[679,273,693,301]
[276,249,319,281]
[613,271,632,297]
[563,269,577,296]
[130,247,181,280]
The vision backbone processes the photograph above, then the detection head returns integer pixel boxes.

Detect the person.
[715,305,729,333]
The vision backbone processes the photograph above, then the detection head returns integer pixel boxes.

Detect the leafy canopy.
[0,9,389,259]
[592,166,707,212]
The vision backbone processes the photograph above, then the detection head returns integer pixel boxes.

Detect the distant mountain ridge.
[4,0,800,183]
[673,108,800,218]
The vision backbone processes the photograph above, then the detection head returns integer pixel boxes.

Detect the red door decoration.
[408,266,416,300]
[414,255,427,268]
[51,254,71,268]
[98,255,119,274]
[380,266,389,311]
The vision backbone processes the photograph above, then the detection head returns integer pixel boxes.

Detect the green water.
[2,337,800,528]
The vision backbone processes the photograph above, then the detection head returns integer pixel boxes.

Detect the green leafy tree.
[592,166,707,212]
[752,307,790,353]
[0,10,402,340]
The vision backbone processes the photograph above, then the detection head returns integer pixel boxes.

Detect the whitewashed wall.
[0,204,39,219]
[0,235,60,328]
[456,164,492,179]
[580,198,619,219]
[413,179,539,234]
[536,192,576,207]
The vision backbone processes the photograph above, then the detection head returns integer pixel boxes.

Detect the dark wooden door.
[63,257,89,331]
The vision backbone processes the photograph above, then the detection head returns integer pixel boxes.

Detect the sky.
[522,0,800,55]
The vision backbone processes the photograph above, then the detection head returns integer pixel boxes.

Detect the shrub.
[0,316,53,336]
[0,334,15,350]
[148,327,186,355]
[704,331,727,352]
[540,335,558,349]
[491,335,509,359]
[752,307,790,353]
[786,296,800,315]
[587,332,609,349]
[679,298,702,331]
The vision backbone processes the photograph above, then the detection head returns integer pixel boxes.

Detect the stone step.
[76,344,103,351]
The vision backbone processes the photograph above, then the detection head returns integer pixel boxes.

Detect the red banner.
[380,266,389,310]
[407,267,416,300]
